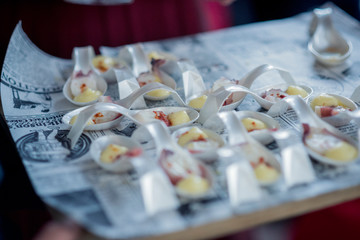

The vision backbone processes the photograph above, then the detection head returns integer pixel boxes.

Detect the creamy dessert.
[167,111,191,126]
[285,85,309,98]
[303,124,357,162]
[151,110,191,127]
[70,71,102,103]
[240,143,279,184]
[92,55,118,73]
[261,85,308,103]
[100,143,142,164]
[137,59,170,98]
[178,127,208,146]
[159,149,210,196]
[241,117,267,132]
[188,95,208,109]
[100,144,129,163]
[251,158,280,184]
[211,77,240,106]
[148,51,165,61]
[177,127,219,153]
[69,97,122,125]
[310,93,351,118]
[176,175,210,195]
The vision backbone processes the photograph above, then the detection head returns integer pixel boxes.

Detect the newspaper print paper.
[2,3,360,239]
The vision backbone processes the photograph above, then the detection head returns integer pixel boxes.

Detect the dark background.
[1,1,360,239]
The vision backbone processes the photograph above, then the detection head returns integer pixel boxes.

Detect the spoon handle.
[127,44,151,76]
[177,59,206,102]
[72,46,95,75]
[238,64,296,89]
[225,85,274,109]
[68,103,134,148]
[114,66,147,109]
[313,8,334,29]
[141,121,178,152]
[218,111,249,145]
[198,84,273,124]
[272,130,316,187]
[282,95,320,127]
[350,85,360,106]
[117,82,186,109]
[197,86,232,124]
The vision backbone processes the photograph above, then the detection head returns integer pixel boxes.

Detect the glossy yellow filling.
[73,88,102,103]
[176,175,210,195]
[146,75,170,98]
[188,95,208,109]
[178,127,208,147]
[168,111,191,126]
[286,85,308,98]
[310,93,345,110]
[148,51,164,60]
[92,55,116,72]
[100,144,128,164]
[324,141,358,162]
[241,117,267,132]
[254,163,279,183]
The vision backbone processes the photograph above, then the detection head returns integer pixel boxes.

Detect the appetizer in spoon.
[178,59,245,111]
[216,111,282,186]
[63,46,107,106]
[92,54,125,83]
[172,126,225,162]
[90,135,143,172]
[279,95,359,165]
[308,93,357,126]
[134,122,214,199]
[235,111,280,145]
[119,44,177,100]
[67,102,199,148]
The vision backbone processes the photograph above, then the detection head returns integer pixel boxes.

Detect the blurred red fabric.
[1,0,232,60]
[291,198,360,240]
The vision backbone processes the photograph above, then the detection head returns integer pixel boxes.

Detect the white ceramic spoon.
[91,54,126,83]
[235,111,280,145]
[308,8,352,67]
[135,122,215,200]
[63,46,108,106]
[119,43,177,101]
[67,102,199,148]
[62,81,187,132]
[197,65,312,123]
[307,93,357,126]
[90,135,143,173]
[171,126,225,162]
[280,95,359,166]
[177,59,245,111]
[217,111,282,186]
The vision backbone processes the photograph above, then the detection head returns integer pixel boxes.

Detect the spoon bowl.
[136,122,215,200]
[307,93,357,126]
[63,46,108,106]
[91,55,126,83]
[172,126,225,162]
[62,105,123,131]
[308,8,352,67]
[90,135,142,173]
[67,102,199,148]
[63,75,108,106]
[282,96,359,166]
[119,43,177,101]
[235,111,280,145]
[217,111,282,186]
